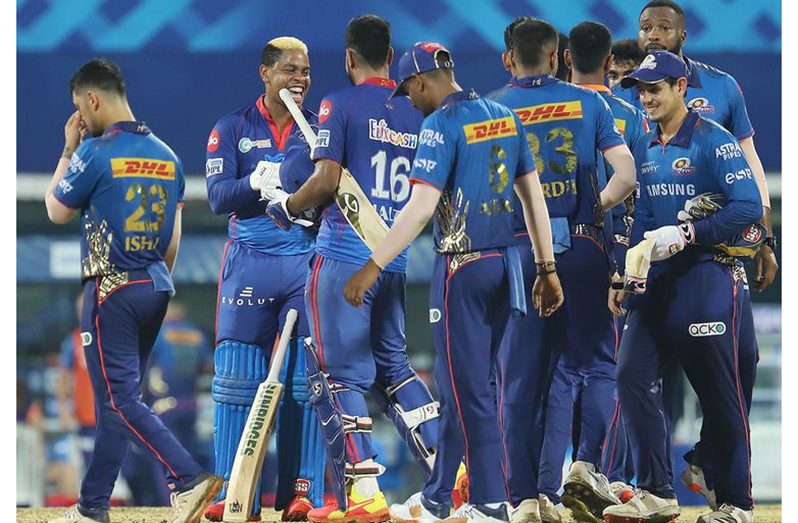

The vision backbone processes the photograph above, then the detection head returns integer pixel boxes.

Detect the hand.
[644,223,694,261]
[344,259,381,307]
[264,190,315,230]
[63,110,86,158]
[249,160,282,197]
[532,272,564,317]
[753,244,778,292]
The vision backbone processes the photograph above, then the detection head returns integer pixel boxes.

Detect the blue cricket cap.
[391,42,454,97]
[620,50,688,88]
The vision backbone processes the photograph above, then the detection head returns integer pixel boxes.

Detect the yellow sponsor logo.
[514,101,583,125]
[463,116,517,144]
[614,118,627,135]
[111,158,176,180]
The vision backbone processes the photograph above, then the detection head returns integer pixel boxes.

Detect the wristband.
[535,261,556,275]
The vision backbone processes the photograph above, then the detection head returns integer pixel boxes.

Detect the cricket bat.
[223,308,298,522]
[279,88,390,251]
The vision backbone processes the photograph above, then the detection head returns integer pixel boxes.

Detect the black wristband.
[763,236,778,252]
[536,261,556,275]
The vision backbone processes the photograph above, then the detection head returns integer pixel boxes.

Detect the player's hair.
[69,59,126,96]
[555,32,570,80]
[503,16,535,51]
[568,21,612,74]
[262,36,308,67]
[344,14,391,69]
[511,19,559,70]
[612,38,645,65]
[641,0,686,26]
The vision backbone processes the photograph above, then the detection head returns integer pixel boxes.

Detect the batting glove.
[643,223,696,261]
[249,160,281,196]
[264,189,314,230]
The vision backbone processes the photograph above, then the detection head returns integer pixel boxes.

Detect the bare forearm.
[287,160,340,215]
[164,208,182,272]
[371,185,439,268]
[600,145,637,212]
[515,173,555,263]
[739,137,771,211]
[45,157,77,224]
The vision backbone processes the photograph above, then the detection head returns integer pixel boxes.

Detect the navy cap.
[620,51,688,89]
[391,42,454,97]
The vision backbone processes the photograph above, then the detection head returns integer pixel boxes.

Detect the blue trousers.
[617,260,753,509]
[423,250,510,505]
[80,274,204,509]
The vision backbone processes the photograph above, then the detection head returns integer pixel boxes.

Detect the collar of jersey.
[440,89,479,109]
[649,110,700,148]
[578,83,612,93]
[360,77,397,88]
[510,74,557,88]
[104,121,150,136]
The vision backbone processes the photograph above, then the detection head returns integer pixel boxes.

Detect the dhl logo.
[111,157,176,180]
[614,118,627,135]
[463,116,517,144]
[515,101,583,125]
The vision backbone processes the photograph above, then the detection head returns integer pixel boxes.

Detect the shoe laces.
[404,491,423,508]
[170,491,184,519]
[717,504,739,514]
[63,505,83,518]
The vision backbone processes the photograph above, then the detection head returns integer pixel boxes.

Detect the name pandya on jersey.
[111,157,176,180]
[463,116,517,144]
[515,101,583,125]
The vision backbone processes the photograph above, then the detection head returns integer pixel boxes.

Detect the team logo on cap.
[639,54,657,70]
[672,157,696,176]
[688,97,715,114]
[420,42,445,53]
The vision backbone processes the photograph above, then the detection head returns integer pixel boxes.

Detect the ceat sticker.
[207,129,220,152]
[319,100,332,124]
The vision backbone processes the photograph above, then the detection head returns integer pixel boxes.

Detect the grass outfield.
[16,505,783,523]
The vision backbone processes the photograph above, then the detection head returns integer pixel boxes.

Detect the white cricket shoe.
[609,481,636,504]
[48,505,110,523]
[562,461,620,521]
[602,490,680,523]
[696,503,754,523]
[169,473,223,523]
[538,495,562,523]
[509,498,540,523]
[447,502,510,522]
[390,491,449,522]
[681,463,718,509]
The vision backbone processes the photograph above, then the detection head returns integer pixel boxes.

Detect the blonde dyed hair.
[268,36,308,54]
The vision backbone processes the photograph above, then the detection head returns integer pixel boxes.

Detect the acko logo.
[429,309,442,323]
[671,157,696,176]
[319,100,332,124]
[688,322,726,337]
[207,129,220,152]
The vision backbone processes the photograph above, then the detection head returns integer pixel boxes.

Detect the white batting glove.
[249,160,281,197]
[643,223,695,261]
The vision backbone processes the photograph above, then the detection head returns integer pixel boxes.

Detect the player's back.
[312,79,423,272]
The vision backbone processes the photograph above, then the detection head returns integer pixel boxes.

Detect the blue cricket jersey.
[53,121,184,293]
[311,77,423,273]
[631,111,762,264]
[408,90,537,253]
[149,320,211,400]
[206,96,316,255]
[612,55,754,141]
[489,75,626,233]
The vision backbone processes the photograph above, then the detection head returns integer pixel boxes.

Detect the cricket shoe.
[539,494,563,523]
[203,500,261,521]
[282,495,314,521]
[609,482,636,504]
[169,473,224,523]
[306,486,390,523]
[48,504,110,523]
[562,461,621,521]
[452,461,469,509]
[681,463,718,509]
[446,502,510,522]
[602,490,680,523]
[696,504,753,523]
[509,498,541,523]
[390,491,450,522]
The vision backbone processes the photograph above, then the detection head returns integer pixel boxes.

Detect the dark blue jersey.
[311,78,423,272]
[206,96,316,255]
[53,121,184,293]
[409,90,536,253]
[612,55,754,141]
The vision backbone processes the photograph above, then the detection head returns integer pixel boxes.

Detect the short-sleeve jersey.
[488,75,626,229]
[53,122,184,292]
[408,90,537,253]
[206,96,315,255]
[631,111,761,259]
[612,55,754,141]
[311,78,423,273]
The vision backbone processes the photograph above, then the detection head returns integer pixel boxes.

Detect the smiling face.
[262,48,310,109]
[637,77,687,122]
[638,6,686,55]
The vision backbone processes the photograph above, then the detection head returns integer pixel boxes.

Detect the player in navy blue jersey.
[265,17,441,523]
[203,36,326,522]
[602,51,762,523]
[488,19,638,523]
[345,41,564,523]
[44,59,221,523]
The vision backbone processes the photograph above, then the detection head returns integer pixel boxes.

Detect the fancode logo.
[514,101,583,125]
[242,385,277,456]
[111,158,176,179]
[463,116,517,144]
[688,322,726,337]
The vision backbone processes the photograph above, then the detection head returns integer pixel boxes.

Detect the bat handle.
[278,88,317,155]
[266,308,298,383]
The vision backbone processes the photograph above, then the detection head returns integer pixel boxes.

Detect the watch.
[763,235,778,252]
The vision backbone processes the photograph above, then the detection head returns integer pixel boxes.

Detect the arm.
[205,123,261,215]
[45,111,84,224]
[738,137,771,218]
[599,145,637,212]
[286,159,341,215]
[164,205,182,273]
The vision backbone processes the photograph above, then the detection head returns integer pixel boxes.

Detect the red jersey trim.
[360,77,397,88]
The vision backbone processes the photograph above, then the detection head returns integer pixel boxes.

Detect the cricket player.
[606,39,645,90]
[602,50,762,523]
[488,19,638,523]
[44,59,221,523]
[347,41,564,522]
[615,0,776,504]
[204,37,326,521]
[265,16,440,523]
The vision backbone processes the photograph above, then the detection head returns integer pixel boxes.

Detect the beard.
[645,40,682,55]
